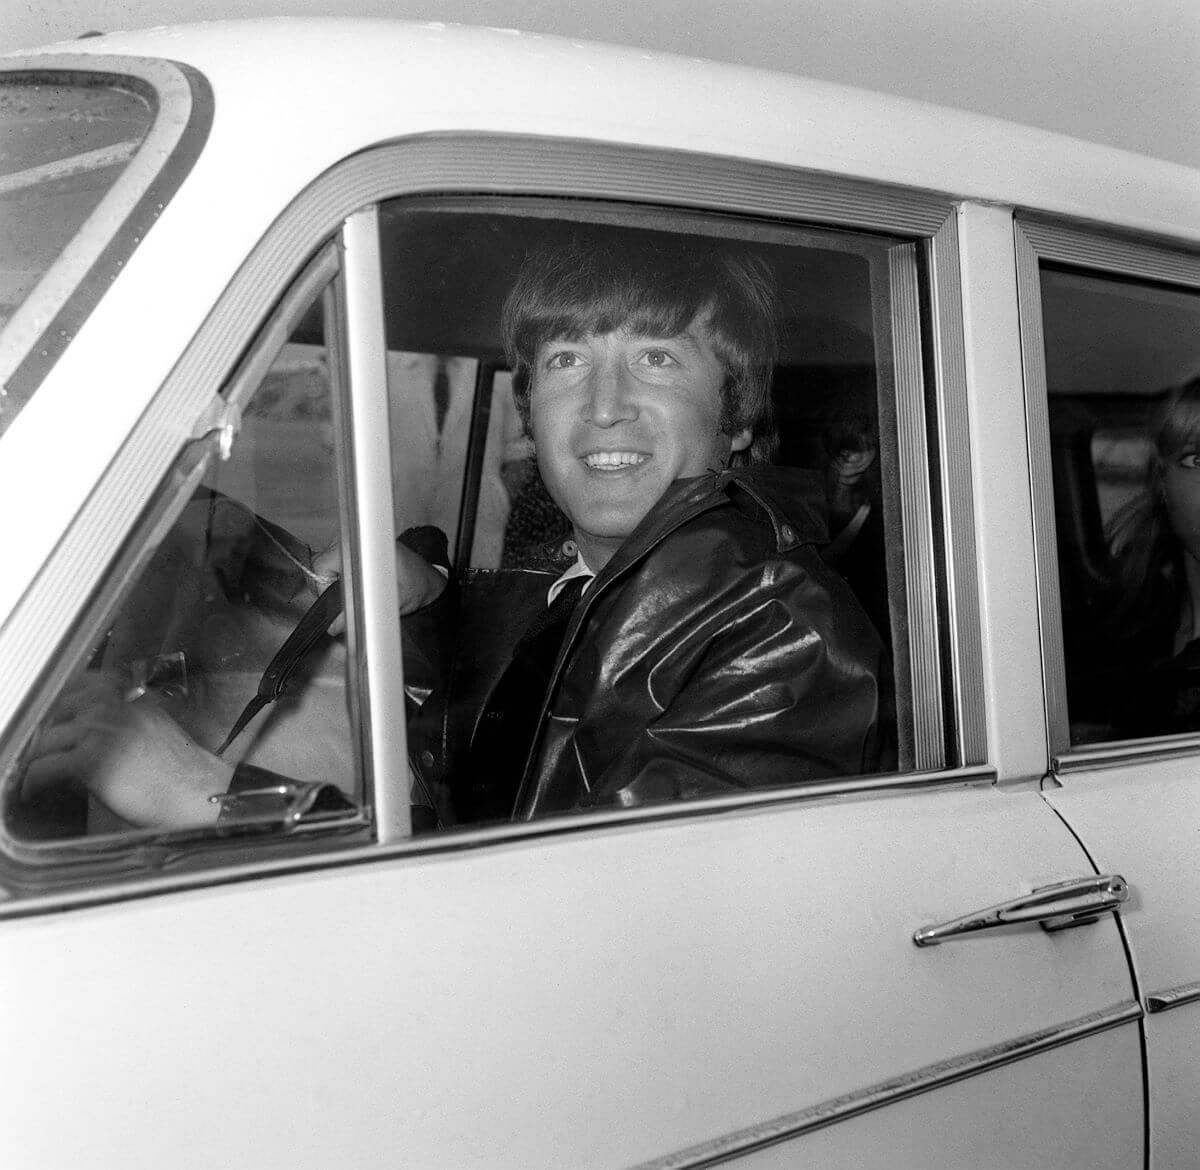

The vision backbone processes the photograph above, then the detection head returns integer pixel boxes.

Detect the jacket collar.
[590,465,828,595]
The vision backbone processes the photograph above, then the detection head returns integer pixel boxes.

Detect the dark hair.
[1108,373,1200,635]
[501,235,780,464]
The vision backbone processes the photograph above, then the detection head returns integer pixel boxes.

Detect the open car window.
[377,198,944,828]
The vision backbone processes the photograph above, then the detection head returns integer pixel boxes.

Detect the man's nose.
[585,360,637,427]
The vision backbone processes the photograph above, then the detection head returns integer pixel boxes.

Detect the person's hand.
[313,539,448,629]
[311,542,343,588]
[393,539,448,614]
[21,672,232,829]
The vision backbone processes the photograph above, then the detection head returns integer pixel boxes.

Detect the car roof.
[8,16,1200,245]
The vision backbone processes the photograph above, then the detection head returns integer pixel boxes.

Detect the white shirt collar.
[546,552,595,605]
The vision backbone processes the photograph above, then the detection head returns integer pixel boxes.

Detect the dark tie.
[461,577,587,822]
[432,357,451,435]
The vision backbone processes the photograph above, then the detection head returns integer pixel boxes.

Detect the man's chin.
[567,509,651,557]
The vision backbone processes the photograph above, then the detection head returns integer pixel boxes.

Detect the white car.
[1,18,1199,1169]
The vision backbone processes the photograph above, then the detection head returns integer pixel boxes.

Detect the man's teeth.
[584,451,647,468]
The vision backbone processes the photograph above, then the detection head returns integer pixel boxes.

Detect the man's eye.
[1180,452,1200,470]
[641,349,677,368]
[546,352,580,370]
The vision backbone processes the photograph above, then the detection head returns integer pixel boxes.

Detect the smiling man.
[478,237,892,819]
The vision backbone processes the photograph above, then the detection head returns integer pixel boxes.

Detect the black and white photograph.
[0,1,1197,1166]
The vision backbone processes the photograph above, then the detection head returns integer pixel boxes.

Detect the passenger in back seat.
[819,389,889,645]
[1100,373,1200,736]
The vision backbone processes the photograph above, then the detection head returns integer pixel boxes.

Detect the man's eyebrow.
[628,329,704,351]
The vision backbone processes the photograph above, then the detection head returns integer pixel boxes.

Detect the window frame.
[1015,214,1200,769]
[0,133,989,912]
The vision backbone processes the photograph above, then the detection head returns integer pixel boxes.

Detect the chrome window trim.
[0,763,997,917]
[0,54,214,407]
[1015,214,1200,763]
[1019,217,1200,286]
[886,243,944,767]
[338,209,410,842]
[0,132,982,900]
[1052,732,1200,774]
[631,1000,1142,1169]
[929,210,986,764]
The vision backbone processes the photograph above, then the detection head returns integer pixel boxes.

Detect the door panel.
[1013,224,1200,1169]
[1,782,1137,1168]
[734,1025,1142,1169]
[1046,760,1200,1170]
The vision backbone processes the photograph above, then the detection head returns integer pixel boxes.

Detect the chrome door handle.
[913,874,1128,947]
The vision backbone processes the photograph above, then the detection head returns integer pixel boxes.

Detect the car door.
[0,138,1143,1168]
[1016,216,1200,1170]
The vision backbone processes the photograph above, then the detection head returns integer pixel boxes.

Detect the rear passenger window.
[377,199,950,827]
[1040,265,1200,745]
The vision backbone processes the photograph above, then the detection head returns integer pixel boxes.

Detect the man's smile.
[581,450,649,470]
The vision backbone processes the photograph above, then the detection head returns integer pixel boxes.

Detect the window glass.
[0,78,154,432]
[6,291,359,842]
[1043,265,1200,745]
[377,200,926,829]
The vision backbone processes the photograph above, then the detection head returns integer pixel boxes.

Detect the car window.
[4,273,362,845]
[376,198,944,828]
[1041,265,1200,746]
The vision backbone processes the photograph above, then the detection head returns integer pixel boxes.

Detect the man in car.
[474,238,889,818]
[25,237,890,827]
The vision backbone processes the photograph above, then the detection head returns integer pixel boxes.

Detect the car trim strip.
[1019,216,1200,287]
[0,54,214,413]
[1052,732,1200,773]
[339,208,411,842]
[630,1000,1143,1169]
[0,764,997,915]
[1013,221,1067,760]
[1146,981,1200,1015]
[929,210,986,765]
[888,243,944,769]
[1015,215,1200,761]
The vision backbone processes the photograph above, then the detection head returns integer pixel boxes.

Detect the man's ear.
[729,428,753,454]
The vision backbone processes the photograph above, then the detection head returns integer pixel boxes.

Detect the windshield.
[0,60,207,437]
[0,78,152,331]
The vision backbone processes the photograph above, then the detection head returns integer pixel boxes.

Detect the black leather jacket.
[512,466,892,819]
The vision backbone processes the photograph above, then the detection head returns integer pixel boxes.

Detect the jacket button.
[561,539,578,558]
[781,524,796,543]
